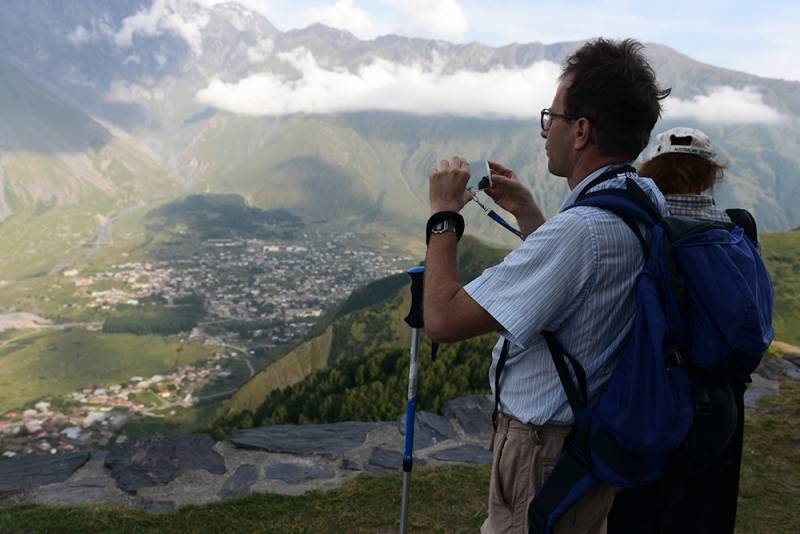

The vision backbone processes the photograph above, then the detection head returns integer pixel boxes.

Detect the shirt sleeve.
[464,210,597,349]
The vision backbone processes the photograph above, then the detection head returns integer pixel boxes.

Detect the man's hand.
[429,156,473,214]
[485,160,546,237]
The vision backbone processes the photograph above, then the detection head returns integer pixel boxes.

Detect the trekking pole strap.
[404,266,425,329]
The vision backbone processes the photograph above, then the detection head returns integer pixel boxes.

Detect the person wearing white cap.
[642,126,731,223]
[608,127,754,534]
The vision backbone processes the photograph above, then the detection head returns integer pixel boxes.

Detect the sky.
[200,0,800,83]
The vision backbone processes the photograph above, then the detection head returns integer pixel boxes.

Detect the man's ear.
[573,117,593,150]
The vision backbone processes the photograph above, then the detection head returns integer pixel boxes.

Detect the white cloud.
[195,0,272,16]
[246,38,275,64]
[66,25,94,45]
[302,0,378,38]
[387,0,468,41]
[113,0,210,55]
[66,21,115,46]
[665,86,782,124]
[196,48,559,117]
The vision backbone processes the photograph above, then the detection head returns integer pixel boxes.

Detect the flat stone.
[431,445,493,464]
[399,411,458,450]
[755,358,792,381]
[231,422,390,455]
[744,388,776,409]
[749,373,780,392]
[745,373,780,409]
[341,458,362,471]
[105,434,226,493]
[364,447,426,473]
[443,395,494,441]
[773,357,800,380]
[0,452,90,497]
[218,464,259,499]
[266,463,336,484]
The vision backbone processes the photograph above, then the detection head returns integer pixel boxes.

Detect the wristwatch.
[430,218,459,236]
[426,211,465,245]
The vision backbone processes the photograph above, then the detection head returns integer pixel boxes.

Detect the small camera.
[467,160,492,191]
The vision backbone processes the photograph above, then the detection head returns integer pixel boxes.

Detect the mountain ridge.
[1,0,799,277]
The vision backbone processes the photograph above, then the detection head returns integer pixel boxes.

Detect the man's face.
[541,76,574,178]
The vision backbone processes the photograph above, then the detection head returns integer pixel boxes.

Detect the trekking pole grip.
[405,266,425,329]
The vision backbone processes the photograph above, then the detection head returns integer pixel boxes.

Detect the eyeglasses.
[540,108,576,131]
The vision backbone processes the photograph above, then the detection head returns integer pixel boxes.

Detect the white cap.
[653,127,715,160]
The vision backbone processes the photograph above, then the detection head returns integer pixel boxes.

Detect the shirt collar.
[559,163,634,212]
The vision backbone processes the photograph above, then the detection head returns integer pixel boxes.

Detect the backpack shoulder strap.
[725,208,759,246]
[572,178,661,255]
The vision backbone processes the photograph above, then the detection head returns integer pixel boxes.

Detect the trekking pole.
[400,265,425,533]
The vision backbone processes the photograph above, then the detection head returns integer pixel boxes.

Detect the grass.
[1,375,798,533]
[0,329,215,412]
[760,232,800,345]
[0,464,491,533]
[736,378,800,533]
[123,403,221,440]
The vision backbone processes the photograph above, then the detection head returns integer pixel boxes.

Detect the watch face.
[431,219,455,234]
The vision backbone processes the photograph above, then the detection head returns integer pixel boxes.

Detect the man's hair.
[638,153,725,195]
[561,38,670,159]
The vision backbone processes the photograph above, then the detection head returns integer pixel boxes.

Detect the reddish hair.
[638,153,725,195]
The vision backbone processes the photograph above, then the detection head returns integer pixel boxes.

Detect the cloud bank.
[196,49,560,118]
[196,49,784,124]
[665,86,782,124]
[386,0,469,42]
[302,0,378,39]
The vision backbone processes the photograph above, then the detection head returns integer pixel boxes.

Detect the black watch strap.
[426,211,465,245]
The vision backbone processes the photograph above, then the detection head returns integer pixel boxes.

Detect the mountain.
[0,59,179,279]
[1,0,800,274]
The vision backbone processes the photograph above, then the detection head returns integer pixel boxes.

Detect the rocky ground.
[0,396,494,512]
[1,355,798,514]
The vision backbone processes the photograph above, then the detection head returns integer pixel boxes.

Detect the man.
[423,38,670,534]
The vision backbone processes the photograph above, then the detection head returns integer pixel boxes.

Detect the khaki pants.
[480,412,617,534]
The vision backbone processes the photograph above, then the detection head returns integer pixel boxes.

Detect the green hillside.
[761,231,800,345]
[145,194,303,241]
[184,112,569,250]
[0,329,215,412]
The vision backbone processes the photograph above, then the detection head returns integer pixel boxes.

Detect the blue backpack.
[525,177,774,534]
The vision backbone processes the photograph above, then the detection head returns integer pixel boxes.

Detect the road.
[194,341,256,403]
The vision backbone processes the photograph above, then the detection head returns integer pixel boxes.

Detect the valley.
[0,223,414,456]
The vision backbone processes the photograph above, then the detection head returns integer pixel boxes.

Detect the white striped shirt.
[464,165,669,425]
